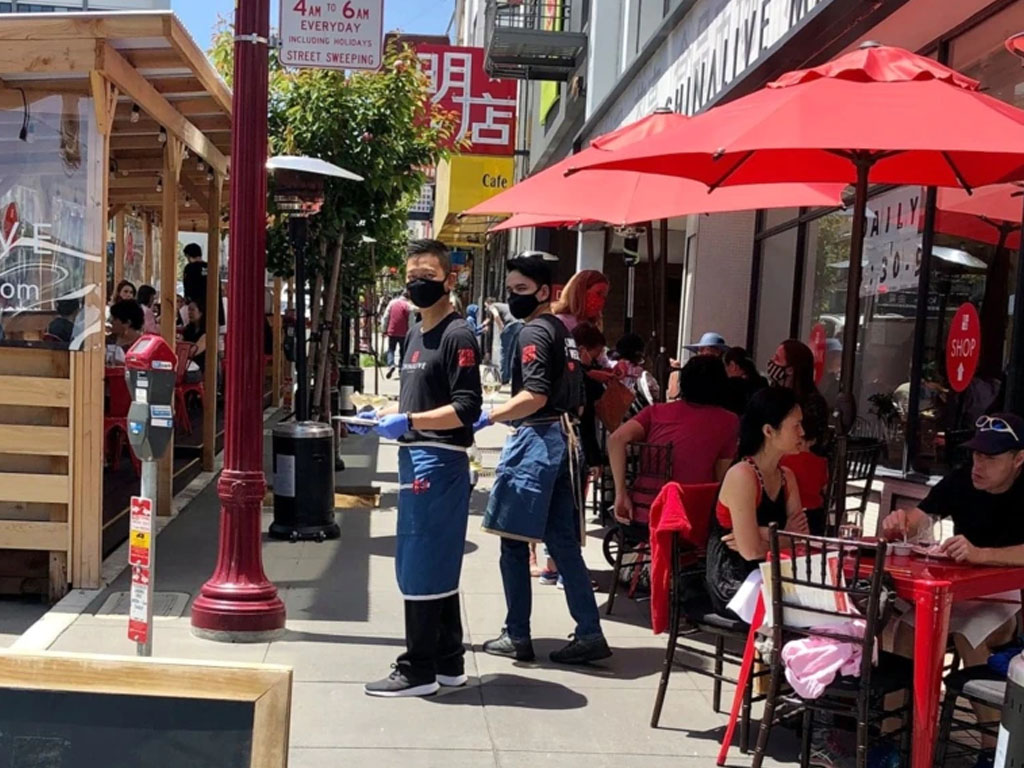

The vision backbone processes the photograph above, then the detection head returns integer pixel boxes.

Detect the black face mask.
[406,277,447,309]
[507,289,543,320]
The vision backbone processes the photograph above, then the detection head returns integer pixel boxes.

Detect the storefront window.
[800,210,851,409]
[0,92,100,349]
[753,225,798,367]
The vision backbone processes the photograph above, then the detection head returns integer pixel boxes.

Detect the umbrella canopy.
[569,45,1024,190]
[935,184,1024,250]
[488,213,590,233]
[464,111,844,226]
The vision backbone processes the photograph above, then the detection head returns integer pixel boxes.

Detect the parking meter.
[123,334,177,658]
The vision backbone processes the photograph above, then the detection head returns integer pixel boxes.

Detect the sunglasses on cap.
[975,415,1021,443]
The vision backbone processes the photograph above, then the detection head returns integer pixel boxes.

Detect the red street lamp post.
[191,0,286,640]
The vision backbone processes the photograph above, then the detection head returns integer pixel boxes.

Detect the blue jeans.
[497,446,602,643]
[386,335,404,368]
[499,321,522,385]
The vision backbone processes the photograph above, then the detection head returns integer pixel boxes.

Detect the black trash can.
[269,421,340,541]
[337,366,364,416]
[997,652,1024,766]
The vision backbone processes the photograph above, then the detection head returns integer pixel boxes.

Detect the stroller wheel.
[602,527,620,566]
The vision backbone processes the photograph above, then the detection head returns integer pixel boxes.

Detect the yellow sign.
[433,154,515,242]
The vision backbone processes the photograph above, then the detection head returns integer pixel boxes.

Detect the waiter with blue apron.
[476,252,611,665]
[365,239,482,698]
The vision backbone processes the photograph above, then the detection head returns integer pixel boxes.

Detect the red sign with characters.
[417,44,517,156]
[809,323,827,384]
[946,302,981,393]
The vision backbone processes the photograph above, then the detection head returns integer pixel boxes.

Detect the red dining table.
[718,554,1024,768]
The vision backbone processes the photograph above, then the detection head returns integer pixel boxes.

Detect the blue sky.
[173,0,456,51]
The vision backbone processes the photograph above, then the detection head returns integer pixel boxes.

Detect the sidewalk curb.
[11,407,279,652]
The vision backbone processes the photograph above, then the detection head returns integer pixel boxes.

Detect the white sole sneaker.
[363,680,440,698]
[437,673,468,687]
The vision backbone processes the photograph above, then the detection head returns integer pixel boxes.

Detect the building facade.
[488,0,1024,486]
[0,0,168,10]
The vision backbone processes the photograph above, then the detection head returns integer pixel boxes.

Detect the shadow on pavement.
[364,536,479,558]
[429,673,588,709]
[276,629,406,647]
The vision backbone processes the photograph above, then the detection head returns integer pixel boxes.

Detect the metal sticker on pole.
[280,0,384,71]
[946,303,981,394]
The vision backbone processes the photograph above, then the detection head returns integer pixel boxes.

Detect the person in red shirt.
[382,290,411,378]
[608,355,740,524]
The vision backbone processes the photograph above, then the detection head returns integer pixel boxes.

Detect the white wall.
[577,230,605,271]
[586,0,625,118]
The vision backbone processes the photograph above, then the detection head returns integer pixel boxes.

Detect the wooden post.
[113,210,125,291]
[202,173,222,471]
[158,138,183,517]
[272,277,282,408]
[71,72,118,590]
[143,212,153,286]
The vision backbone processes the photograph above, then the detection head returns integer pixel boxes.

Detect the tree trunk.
[313,235,344,418]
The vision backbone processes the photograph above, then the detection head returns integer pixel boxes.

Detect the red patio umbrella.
[464,110,845,225]
[487,213,590,233]
[568,43,1024,406]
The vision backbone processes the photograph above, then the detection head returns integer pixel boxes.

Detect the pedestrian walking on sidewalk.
[476,252,612,665]
[365,239,483,698]
[381,290,411,378]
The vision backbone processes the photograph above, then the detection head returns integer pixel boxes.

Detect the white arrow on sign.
[957,362,965,382]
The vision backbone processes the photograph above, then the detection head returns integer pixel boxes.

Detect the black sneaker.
[549,634,612,665]
[364,665,439,698]
[482,629,535,661]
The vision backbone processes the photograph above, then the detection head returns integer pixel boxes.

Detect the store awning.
[0,12,232,232]
[433,153,513,247]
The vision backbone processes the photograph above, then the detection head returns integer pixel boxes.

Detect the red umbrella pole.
[191,0,286,640]
[831,154,873,527]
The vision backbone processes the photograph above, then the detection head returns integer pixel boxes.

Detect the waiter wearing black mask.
[365,238,482,698]
[475,253,611,665]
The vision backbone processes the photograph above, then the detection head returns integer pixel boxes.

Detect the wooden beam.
[161,96,223,116]
[180,174,211,212]
[120,48,188,71]
[0,473,70,504]
[166,16,233,116]
[113,114,232,134]
[0,521,68,552]
[97,43,228,177]
[0,426,70,456]
[158,137,182,518]
[0,40,99,74]
[113,209,125,289]
[202,172,223,471]
[144,212,154,286]
[89,71,117,138]
[0,15,166,42]
[0,375,71,407]
[147,76,206,95]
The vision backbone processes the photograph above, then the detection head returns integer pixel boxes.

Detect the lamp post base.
[190,470,286,641]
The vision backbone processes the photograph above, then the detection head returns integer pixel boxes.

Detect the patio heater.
[265,156,362,542]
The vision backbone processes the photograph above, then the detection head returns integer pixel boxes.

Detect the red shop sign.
[809,323,827,384]
[946,302,981,393]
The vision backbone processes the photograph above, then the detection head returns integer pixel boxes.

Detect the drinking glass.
[481,364,501,409]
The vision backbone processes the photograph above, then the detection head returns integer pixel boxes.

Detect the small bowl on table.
[889,541,912,558]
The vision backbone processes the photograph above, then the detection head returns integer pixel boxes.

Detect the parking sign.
[280,0,384,71]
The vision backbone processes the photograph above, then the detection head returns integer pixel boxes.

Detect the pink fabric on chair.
[780,620,867,699]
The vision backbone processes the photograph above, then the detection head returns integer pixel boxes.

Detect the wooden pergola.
[0,12,235,599]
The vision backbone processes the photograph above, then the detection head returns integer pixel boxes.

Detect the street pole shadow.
[428,673,588,710]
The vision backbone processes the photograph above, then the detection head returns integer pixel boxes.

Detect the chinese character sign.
[417,45,517,156]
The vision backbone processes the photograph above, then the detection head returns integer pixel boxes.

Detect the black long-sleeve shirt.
[398,313,482,448]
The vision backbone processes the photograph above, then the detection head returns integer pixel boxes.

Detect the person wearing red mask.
[551,269,609,332]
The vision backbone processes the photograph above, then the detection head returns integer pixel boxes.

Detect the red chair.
[104,367,141,476]
[174,341,204,435]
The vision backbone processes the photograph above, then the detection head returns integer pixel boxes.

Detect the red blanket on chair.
[649,481,720,635]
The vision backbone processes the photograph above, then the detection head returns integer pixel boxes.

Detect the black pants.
[397,593,464,680]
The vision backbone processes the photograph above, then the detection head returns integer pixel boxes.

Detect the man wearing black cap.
[882,413,1024,666]
[476,252,611,665]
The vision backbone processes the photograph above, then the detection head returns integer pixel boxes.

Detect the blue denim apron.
[397,444,471,599]
[483,421,572,543]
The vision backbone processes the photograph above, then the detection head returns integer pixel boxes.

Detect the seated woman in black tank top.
[706,388,810,618]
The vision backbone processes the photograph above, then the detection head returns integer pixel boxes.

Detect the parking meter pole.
[136,458,158,657]
[291,215,309,422]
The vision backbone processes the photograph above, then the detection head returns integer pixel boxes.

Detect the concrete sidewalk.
[11,371,800,767]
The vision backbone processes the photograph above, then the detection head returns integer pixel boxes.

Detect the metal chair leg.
[752,661,783,768]
[712,635,725,713]
[606,528,625,616]
[934,690,957,767]
[650,606,680,728]
[740,672,753,754]
[799,708,813,768]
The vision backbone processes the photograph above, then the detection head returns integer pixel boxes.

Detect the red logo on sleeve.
[522,345,537,364]
[411,350,420,363]
[458,348,476,367]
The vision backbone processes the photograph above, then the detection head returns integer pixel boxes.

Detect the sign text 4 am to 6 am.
[280,0,384,72]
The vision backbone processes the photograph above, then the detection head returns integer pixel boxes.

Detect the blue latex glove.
[358,406,379,420]
[374,413,410,440]
[473,410,492,433]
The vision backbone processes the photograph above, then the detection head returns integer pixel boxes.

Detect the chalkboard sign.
[0,651,291,768]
